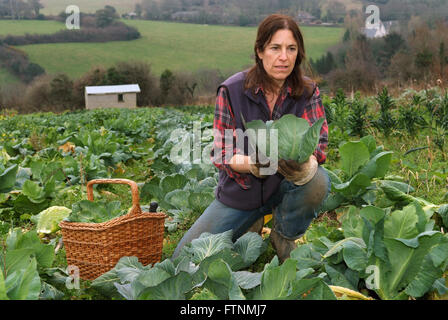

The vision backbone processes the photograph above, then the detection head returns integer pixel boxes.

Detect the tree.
[329,34,379,93]
[388,51,415,82]
[377,32,406,73]
[160,0,181,15]
[0,1,8,17]
[343,10,363,41]
[135,3,142,18]
[23,62,45,83]
[159,69,175,103]
[113,61,159,106]
[278,0,292,10]
[238,14,251,27]
[106,67,126,84]
[49,73,74,110]
[415,48,433,77]
[324,1,346,23]
[310,51,336,75]
[384,33,405,55]
[440,41,447,78]
[141,0,162,20]
[24,75,52,112]
[72,67,108,108]
[95,6,119,28]
[342,29,350,42]
[29,0,43,16]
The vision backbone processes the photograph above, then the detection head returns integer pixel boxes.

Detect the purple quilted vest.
[215,71,311,210]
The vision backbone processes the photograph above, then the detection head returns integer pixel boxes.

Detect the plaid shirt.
[211,83,328,189]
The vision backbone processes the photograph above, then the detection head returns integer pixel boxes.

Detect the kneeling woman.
[173,14,330,262]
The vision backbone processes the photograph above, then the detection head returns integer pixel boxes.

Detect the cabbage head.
[31,206,72,234]
[245,114,325,163]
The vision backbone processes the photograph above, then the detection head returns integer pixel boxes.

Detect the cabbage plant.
[31,206,71,234]
[244,114,325,163]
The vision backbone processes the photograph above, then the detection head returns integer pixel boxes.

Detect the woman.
[172,14,330,262]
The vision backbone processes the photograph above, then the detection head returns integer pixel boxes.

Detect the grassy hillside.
[15,19,343,79]
[39,0,364,16]
[40,0,141,15]
[0,20,65,36]
[0,20,65,85]
[328,0,363,11]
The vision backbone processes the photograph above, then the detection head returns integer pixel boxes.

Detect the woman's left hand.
[278,155,318,185]
[249,162,270,179]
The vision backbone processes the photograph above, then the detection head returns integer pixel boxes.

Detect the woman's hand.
[229,154,270,179]
[248,152,271,179]
[249,161,270,179]
[278,155,318,185]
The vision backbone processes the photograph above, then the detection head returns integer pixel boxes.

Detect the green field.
[40,0,141,15]
[1,86,448,301]
[0,19,65,36]
[0,20,65,85]
[14,20,343,80]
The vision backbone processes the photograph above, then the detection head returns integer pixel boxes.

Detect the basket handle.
[86,179,141,215]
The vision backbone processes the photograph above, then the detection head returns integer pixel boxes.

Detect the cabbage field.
[1,86,448,300]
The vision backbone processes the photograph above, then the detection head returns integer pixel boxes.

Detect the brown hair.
[244,14,314,99]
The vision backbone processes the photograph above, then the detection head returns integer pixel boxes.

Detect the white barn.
[85,84,141,110]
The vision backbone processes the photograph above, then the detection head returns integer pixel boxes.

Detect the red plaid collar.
[254,82,292,99]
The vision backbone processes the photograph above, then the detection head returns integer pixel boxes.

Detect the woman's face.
[257,29,298,89]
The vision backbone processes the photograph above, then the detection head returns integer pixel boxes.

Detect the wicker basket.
[59,179,167,280]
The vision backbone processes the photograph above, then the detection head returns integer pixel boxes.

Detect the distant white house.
[122,12,137,19]
[85,84,141,110]
[363,20,397,39]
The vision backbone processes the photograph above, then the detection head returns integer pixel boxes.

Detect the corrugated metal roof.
[85,84,141,95]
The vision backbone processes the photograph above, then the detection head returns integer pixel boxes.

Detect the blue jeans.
[172,166,331,259]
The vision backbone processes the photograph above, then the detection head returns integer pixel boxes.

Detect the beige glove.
[248,153,270,179]
[249,162,270,179]
[277,155,318,185]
